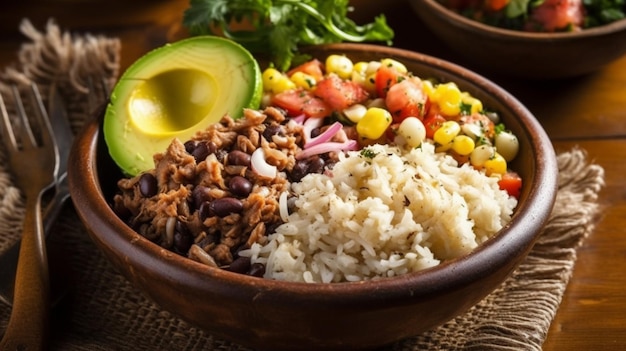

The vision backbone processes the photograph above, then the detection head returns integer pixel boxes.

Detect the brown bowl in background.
[409,0,626,79]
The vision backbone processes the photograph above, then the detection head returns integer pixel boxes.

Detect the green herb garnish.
[183,0,395,71]
[360,148,378,159]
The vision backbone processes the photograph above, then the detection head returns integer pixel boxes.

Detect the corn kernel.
[422,80,435,99]
[262,68,295,93]
[364,73,377,94]
[351,61,369,86]
[356,107,392,140]
[484,152,507,175]
[353,61,369,75]
[326,54,354,79]
[433,82,462,117]
[433,121,461,145]
[461,94,483,114]
[380,58,408,74]
[290,71,316,90]
[262,68,282,91]
[451,135,475,155]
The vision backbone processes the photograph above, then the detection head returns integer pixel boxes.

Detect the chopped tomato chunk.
[423,113,446,139]
[374,65,403,98]
[385,79,429,123]
[498,171,522,198]
[271,89,331,118]
[287,59,325,82]
[314,74,369,111]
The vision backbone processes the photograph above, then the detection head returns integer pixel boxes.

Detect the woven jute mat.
[0,21,605,351]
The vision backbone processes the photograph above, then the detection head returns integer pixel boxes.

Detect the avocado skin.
[104,35,262,176]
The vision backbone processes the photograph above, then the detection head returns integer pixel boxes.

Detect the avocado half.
[103,36,263,176]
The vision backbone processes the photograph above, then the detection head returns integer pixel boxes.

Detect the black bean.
[191,142,210,162]
[262,124,282,140]
[307,155,325,174]
[229,176,253,197]
[184,140,196,154]
[227,150,251,167]
[227,256,251,274]
[173,220,193,254]
[289,160,309,182]
[210,197,244,217]
[192,186,212,210]
[311,127,322,138]
[138,173,158,197]
[248,263,266,277]
[198,201,212,221]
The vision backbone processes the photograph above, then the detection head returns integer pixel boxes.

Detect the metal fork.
[0,84,59,351]
[0,86,73,307]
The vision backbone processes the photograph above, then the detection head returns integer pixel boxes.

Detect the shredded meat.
[112,107,305,268]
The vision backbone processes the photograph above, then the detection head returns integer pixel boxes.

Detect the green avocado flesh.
[104,36,263,176]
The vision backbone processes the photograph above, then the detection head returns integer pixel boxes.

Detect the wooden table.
[1,1,625,349]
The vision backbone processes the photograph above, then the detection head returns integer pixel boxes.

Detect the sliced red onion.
[302,116,325,145]
[295,140,359,160]
[251,148,277,179]
[304,121,343,149]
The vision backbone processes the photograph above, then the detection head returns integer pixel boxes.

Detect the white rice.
[241,142,517,283]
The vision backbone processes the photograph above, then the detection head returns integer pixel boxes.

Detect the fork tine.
[28,84,56,152]
[11,85,38,149]
[0,89,18,151]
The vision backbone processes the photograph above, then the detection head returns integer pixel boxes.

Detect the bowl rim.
[412,0,626,40]
[69,43,558,304]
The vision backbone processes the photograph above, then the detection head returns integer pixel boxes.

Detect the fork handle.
[0,176,70,306]
[0,194,50,351]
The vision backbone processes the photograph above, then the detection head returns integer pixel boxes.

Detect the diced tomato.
[314,74,369,111]
[287,59,325,82]
[423,114,446,139]
[385,79,429,123]
[271,89,331,118]
[374,65,404,98]
[527,0,584,32]
[529,0,585,32]
[485,0,509,11]
[498,171,522,198]
[385,122,400,142]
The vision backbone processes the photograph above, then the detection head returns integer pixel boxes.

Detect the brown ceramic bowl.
[409,0,626,79]
[68,43,558,350]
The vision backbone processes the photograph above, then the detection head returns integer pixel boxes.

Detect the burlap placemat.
[0,21,605,351]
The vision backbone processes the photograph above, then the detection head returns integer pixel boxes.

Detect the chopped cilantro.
[183,0,395,71]
[360,148,378,159]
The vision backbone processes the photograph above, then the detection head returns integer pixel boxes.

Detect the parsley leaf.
[182,0,395,71]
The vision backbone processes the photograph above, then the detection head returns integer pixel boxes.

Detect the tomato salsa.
[261,54,523,199]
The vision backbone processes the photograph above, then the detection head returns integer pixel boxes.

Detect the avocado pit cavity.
[129,69,217,136]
